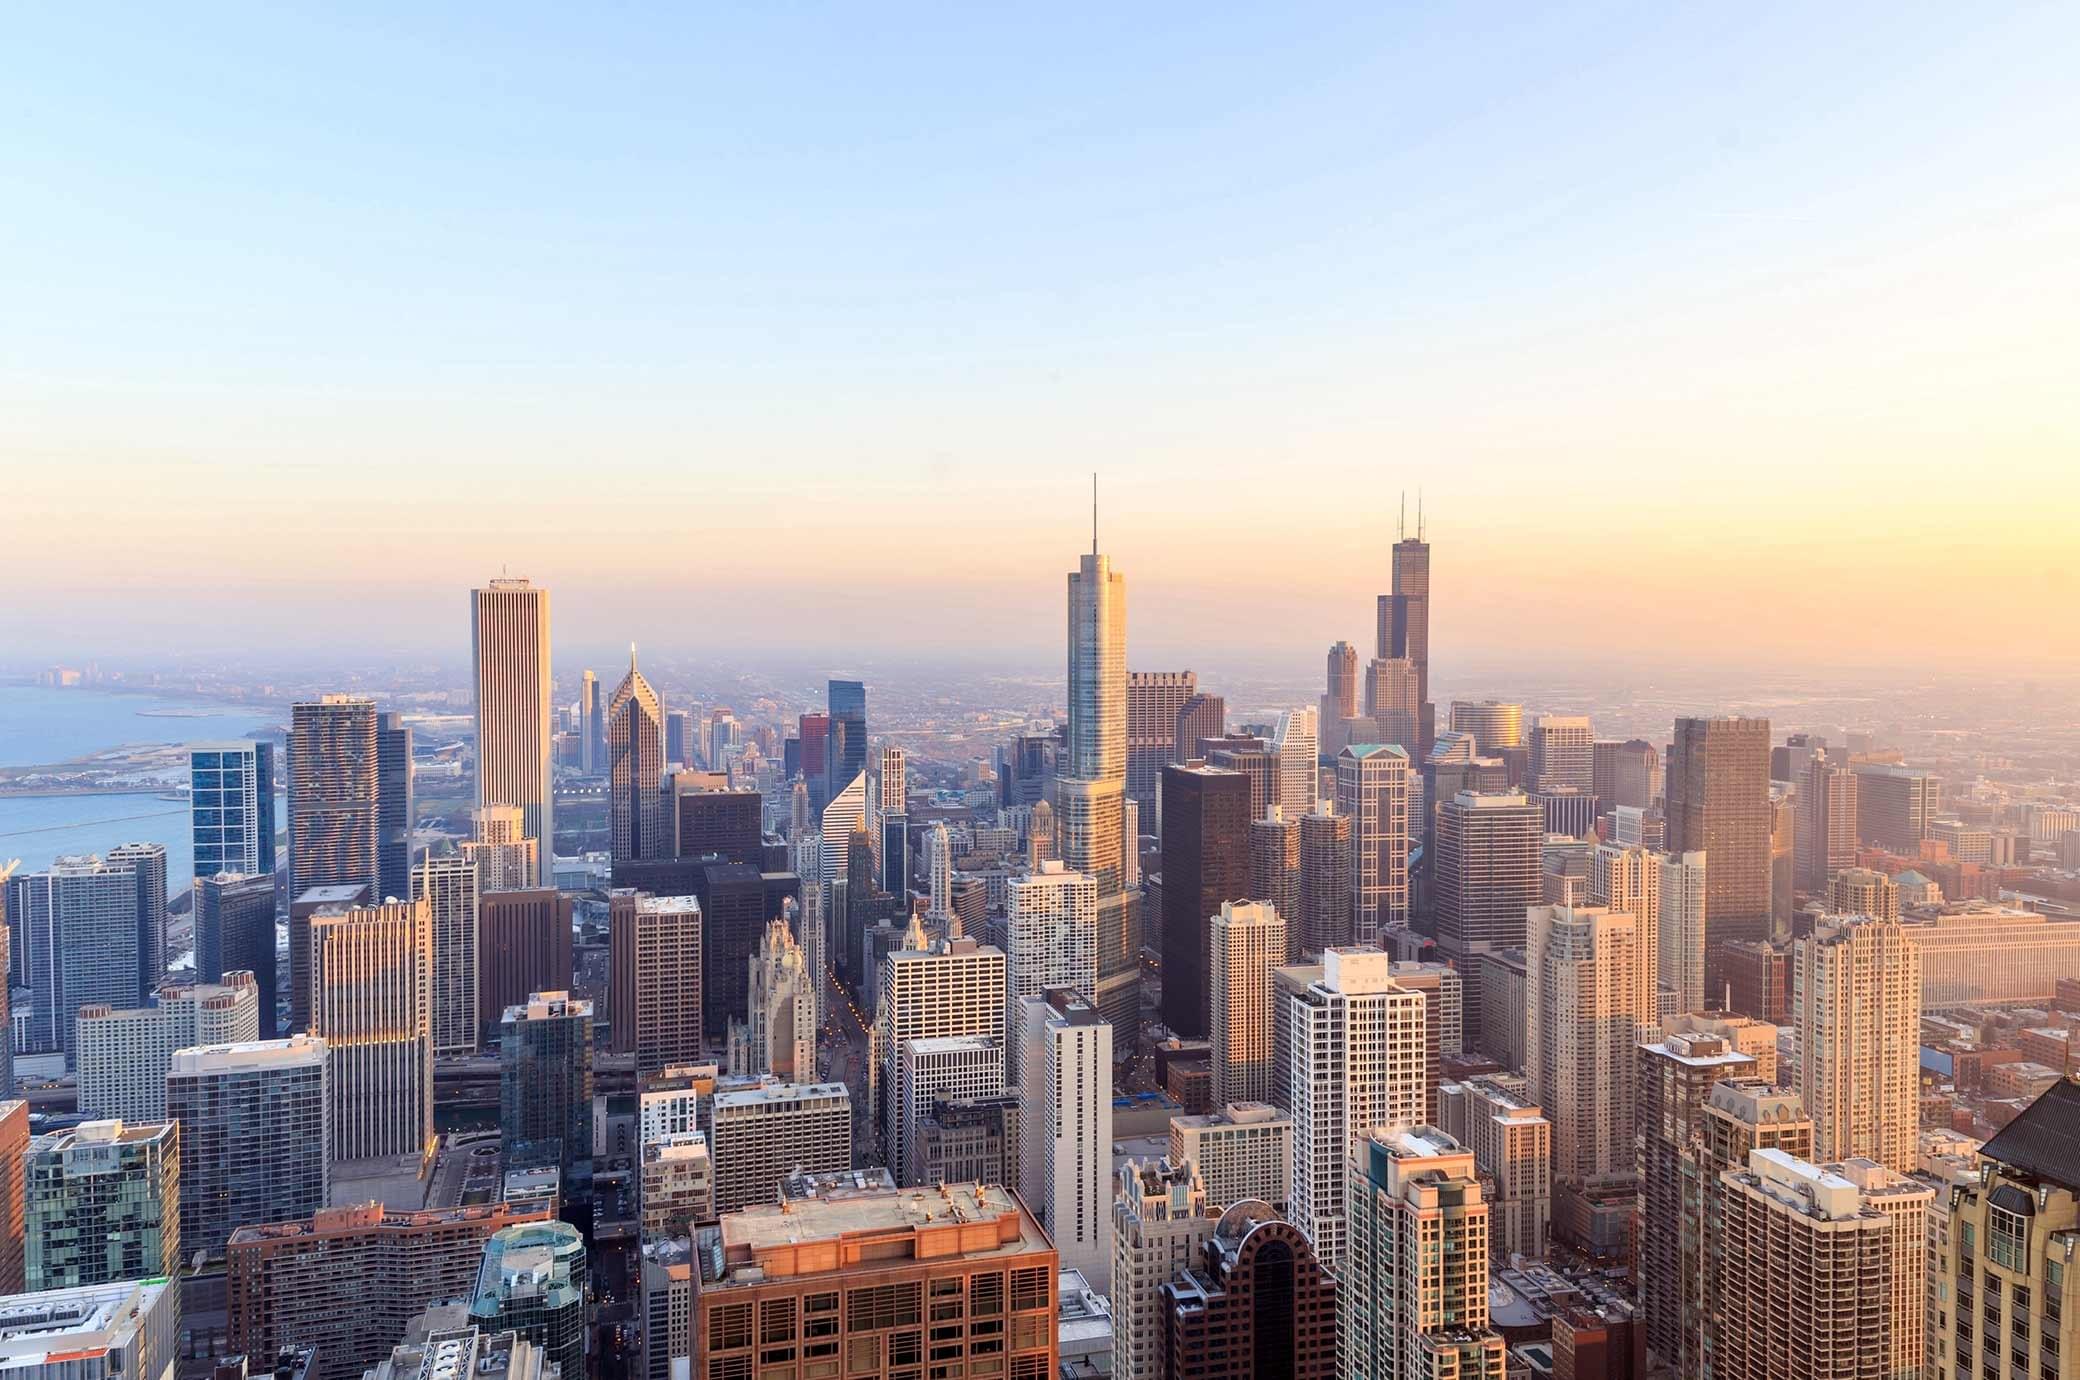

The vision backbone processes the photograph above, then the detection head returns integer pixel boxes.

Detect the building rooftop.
[712,1081,849,1111]
[702,1182,1047,1287]
[0,1279,173,1372]
[169,1035,327,1076]
[636,894,701,915]
[1171,1101,1291,1130]
[1979,1077,2080,1188]
[1642,1033,1756,1069]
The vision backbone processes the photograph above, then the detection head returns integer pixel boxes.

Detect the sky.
[3,3,2076,674]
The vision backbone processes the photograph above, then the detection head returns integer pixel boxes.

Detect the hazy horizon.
[5,5,2076,672]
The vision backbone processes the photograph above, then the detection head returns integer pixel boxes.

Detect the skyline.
[5,4,2078,669]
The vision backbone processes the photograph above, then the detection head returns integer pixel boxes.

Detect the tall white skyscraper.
[414,853,479,1057]
[1589,844,1661,1019]
[1004,862,1098,1083]
[1273,707,1319,815]
[925,821,954,919]
[1335,743,1411,942]
[75,972,262,1121]
[818,772,868,887]
[875,744,906,814]
[1275,947,1427,1271]
[1018,989,1113,1291]
[471,578,553,857]
[1659,851,1708,1016]
[1063,521,1136,1038]
[462,805,539,892]
[1795,915,1920,1170]
[1529,715,1595,794]
[1526,903,1650,1254]
[876,927,1006,1175]
[1208,900,1285,1108]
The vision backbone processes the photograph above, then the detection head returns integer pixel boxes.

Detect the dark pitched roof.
[1980,1077,2080,1188]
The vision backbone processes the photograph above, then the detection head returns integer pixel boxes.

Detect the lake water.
[0,685,282,768]
[0,686,285,891]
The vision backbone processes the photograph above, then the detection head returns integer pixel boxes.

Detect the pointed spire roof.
[902,911,930,953]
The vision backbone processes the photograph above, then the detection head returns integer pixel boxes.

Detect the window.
[714,1303,755,1351]
[1989,1206,2028,1272]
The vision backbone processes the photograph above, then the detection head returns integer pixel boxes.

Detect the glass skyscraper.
[191,740,277,885]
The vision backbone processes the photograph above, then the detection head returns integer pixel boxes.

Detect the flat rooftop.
[705,1183,1048,1286]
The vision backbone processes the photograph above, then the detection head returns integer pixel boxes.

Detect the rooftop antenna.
[1092,472,1099,556]
[629,641,638,673]
[1417,488,1426,542]
[1398,491,1406,542]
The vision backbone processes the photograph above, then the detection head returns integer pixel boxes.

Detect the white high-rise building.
[1274,947,1427,1271]
[1169,1102,1294,1213]
[470,578,553,856]
[818,772,868,887]
[1341,1125,1507,1380]
[1208,900,1285,1108]
[1273,707,1320,815]
[1528,715,1594,794]
[414,853,480,1057]
[1589,844,1661,1020]
[1437,1075,1552,1261]
[876,745,906,815]
[309,897,433,1162]
[1335,744,1410,943]
[1796,915,1920,1171]
[876,926,1006,1177]
[925,821,954,919]
[1526,904,1649,1252]
[74,972,261,1121]
[1659,851,1708,1016]
[166,1034,330,1256]
[462,804,539,892]
[1004,862,1098,1082]
[1112,1159,1214,1380]
[1018,989,1113,1291]
[895,1034,1005,1186]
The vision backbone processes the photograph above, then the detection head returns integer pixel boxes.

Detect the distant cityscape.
[0,510,2076,1380]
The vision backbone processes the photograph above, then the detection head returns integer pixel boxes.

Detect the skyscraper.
[289,695,380,1019]
[499,992,594,1201]
[415,854,480,1057]
[877,925,1006,1175]
[1112,1159,1215,1380]
[736,916,814,1081]
[1796,758,1859,893]
[1592,738,1659,811]
[462,804,539,892]
[1322,640,1359,732]
[1171,693,1226,765]
[469,1221,588,1380]
[608,649,668,865]
[1296,803,1352,955]
[1127,671,1197,809]
[1448,700,1524,754]
[1275,948,1426,1271]
[709,1082,852,1211]
[1528,715,1595,795]
[1795,915,1920,1170]
[376,712,414,901]
[1526,903,1650,1256]
[166,1035,330,1256]
[1335,744,1410,943]
[1589,843,1662,1018]
[1666,716,1772,967]
[1380,511,1434,752]
[1659,851,1708,1016]
[1273,706,1320,815]
[1431,791,1542,1037]
[0,1099,23,1294]
[1207,901,1284,1107]
[191,740,277,884]
[309,898,433,1162]
[1004,863,1098,1080]
[477,889,573,1044]
[579,669,601,774]
[1018,989,1113,1290]
[105,841,167,1003]
[194,872,279,1035]
[893,1035,1005,1186]
[826,678,868,807]
[24,1120,179,1291]
[1341,1126,1507,1380]
[1713,1152,1930,1380]
[470,578,554,857]
[9,855,144,1061]
[1852,763,1940,852]
[1064,528,1135,1040]
[1158,764,1250,1038]
[1248,808,1300,952]
[628,895,702,1079]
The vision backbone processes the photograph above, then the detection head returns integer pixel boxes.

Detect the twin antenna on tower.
[1398,490,1426,543]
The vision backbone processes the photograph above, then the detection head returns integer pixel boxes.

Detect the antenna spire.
[1092,472,1099,556]
[1417,488,1426,541]
[1398,491,1406,542]
[629,641,638,673]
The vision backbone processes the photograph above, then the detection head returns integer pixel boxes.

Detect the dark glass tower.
[827,679,867,805]
[376,712,414,902]
[1158,763,1251,1037]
